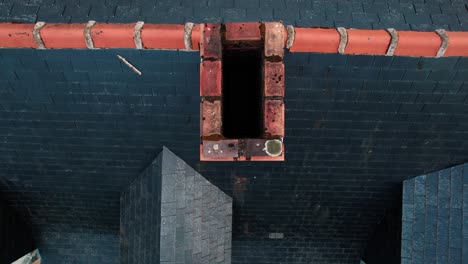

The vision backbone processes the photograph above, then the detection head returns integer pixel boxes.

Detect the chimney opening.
[222,48,263,138]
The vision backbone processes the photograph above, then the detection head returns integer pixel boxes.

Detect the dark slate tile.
[415,175,426,196]
[421,57,460,71]
[234,0,259,8]
[346,55,375,68]
[413,3,441,13]
[413,250,425,264]
[449,166,463,210]
[425,172,438,206]
[450,208,463,229]
[402,221,413,240]
[458,83,468,95]
[433,82,463,94]
[88,4,116,20]
[424,243,437,263]
[413,230,425,252]
[425,206,437,239]
[37,4,70,22]
[450,221,463,250]
[63,4,90,22]
[452,71,468,82]
[431,14,460,26]
[352,12,379,23]
[221,8,247,22]
[45,59,73,72]
[402,70,430,81]
[326,11,352,24]
[427,70,455,81]
[310,53,347,66]
[110,6,141,22]
[245,7,273,21]
[449,248,462,263]
[337,1,363,13]
[440,3,467,14]
[391,57,422,69]
[413,213,426,234]
[260,0,285,9]
[186,8,221,22]
[274,8,300,25]
[288,0,312,9]
[379,12,405,24]
[439,169,450,198]
[411,81,436,93]
[296,17,332,27]
[207,0,234,7]
[392,2,415,14]
[145,6,186,23]
[455,57,468,69]
[9,4,39,22]
[403,178,415,203]
[401,239,412,258]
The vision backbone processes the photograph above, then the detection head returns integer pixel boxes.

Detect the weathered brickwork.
[401,163,468,264]
[120,147,233,264]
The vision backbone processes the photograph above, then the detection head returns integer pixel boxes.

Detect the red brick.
[394,31,441,57]
[200,60,222,97]
[344,29,391,55]
[141,24,185,49]
[225,22,261,41]
[91,23,135,48]
[264,100,284,137]
[264,61,284,97]
[290,28,340,53]
[201,100,222,137]
[444,31,468,56]
[264,22,284,58]
[200,23,222,59]
[0,23,36,48]
[41,23,87,49]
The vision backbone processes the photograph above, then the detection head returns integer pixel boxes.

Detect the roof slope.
[0,0,467,263]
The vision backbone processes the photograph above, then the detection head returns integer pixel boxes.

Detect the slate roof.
[0,0,467,264]
[401,163,468,263]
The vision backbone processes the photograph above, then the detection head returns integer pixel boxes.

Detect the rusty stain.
[313,119,324,129]
[202,139,238,158]
[233,174,249,205]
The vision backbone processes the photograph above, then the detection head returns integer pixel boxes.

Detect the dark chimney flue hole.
[222,49,263,139]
